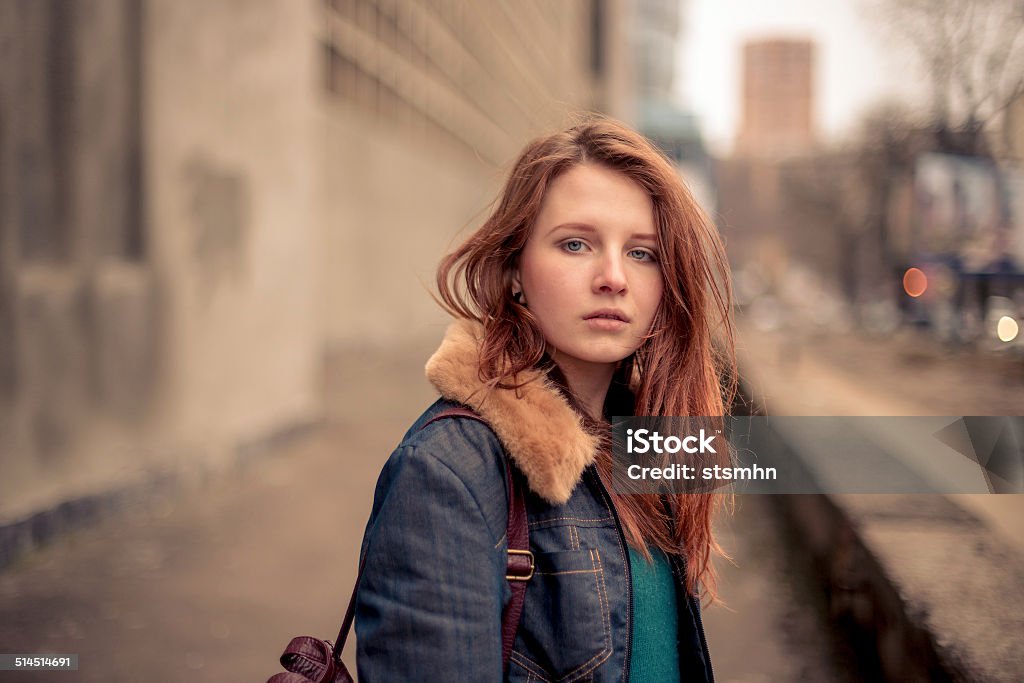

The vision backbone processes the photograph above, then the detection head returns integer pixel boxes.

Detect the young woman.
[354,117,735,682]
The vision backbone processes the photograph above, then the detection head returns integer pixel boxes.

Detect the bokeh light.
[997,316,1019,343]
[902,268,928,298]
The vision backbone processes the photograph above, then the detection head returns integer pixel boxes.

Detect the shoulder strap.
[331,406,531,675]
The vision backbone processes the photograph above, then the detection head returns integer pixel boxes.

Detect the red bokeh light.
[903,268,928,298]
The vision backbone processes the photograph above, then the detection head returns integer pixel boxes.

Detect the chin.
[567,346,638,366]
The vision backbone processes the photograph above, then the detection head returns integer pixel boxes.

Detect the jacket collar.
[425,319,599,505]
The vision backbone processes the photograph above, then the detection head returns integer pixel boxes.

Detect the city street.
[0,340,853,682]
[2,323,1021,681]
[4,0,1023,680]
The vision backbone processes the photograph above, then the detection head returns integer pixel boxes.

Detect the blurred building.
[0,0,627,554]
[718,38,820,278]
[736,39,816,158]
[630,0,680,100]
[628,0,714,210]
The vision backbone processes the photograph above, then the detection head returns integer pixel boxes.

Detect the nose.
[593,253,628,295]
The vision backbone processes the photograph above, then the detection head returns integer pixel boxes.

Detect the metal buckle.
[506,549,535,581]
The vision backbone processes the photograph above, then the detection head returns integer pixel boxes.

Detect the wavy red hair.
[436,116,736,601]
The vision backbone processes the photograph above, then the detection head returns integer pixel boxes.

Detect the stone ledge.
[852,501,1024,682]
[737,324,1024,681]
[766,438,1024,682]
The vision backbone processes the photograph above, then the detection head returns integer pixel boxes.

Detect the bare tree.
[775,104,928,306]
[784,154,866,302]
[854,103,926,271]
[866,0,1024,154]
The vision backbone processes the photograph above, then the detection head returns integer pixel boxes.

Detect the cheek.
[638,274,664,322]
[522,254,574,307]
[527,278,573,320]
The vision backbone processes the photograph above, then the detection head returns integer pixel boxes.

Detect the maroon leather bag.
[266,407,533,682]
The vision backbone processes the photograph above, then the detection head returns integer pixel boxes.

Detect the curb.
[743,379,1024,682]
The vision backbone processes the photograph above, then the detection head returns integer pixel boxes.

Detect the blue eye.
[628,248,656,262]
[563,240,585,253]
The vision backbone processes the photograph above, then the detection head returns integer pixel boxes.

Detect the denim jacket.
[355,319,714,682]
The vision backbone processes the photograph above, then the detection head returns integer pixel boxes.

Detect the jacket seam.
[510,548,613,683]
[533,568,596,576]
[410,418,509,545]
[510,653,553,682]
[528,515,613,528]
[404,442,505,551]
[558,549,613,682]
[589,470,630,683]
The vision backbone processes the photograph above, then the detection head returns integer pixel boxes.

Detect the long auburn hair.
[436,116,736,601]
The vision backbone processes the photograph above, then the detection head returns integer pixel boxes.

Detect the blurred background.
[1,0,1022,680]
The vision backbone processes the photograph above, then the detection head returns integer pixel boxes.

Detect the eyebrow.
[546,222,658,242]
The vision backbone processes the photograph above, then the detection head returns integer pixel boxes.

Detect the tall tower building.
[737,38,816,157]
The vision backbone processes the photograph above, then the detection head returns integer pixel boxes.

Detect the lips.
[584,309,630,323]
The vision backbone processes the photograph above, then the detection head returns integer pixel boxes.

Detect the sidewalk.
[738,322,1024,682]
[0,342,440,682]
[0,338,852,682]
[702,495,865,682]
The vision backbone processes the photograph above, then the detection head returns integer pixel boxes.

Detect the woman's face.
[515,163,664,378]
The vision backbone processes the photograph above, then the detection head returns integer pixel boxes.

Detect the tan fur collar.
[424,319,598,505]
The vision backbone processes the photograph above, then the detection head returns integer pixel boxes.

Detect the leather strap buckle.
[506,549,535,581]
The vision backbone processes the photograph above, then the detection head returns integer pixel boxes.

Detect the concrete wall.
[144,0,321,465]
[313,0,619,349]
[1,0,157,519]
[0,0,627,559]
[318,102,497,350]
[0,0,323,527]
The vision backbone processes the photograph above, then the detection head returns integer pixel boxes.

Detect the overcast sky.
[678,0,928,155]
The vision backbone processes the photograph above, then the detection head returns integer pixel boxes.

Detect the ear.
[511,265,522,292]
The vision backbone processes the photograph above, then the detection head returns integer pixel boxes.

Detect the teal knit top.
[627,546,681,682]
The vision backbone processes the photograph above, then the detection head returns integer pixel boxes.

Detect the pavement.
[702,495,865,683]
[0,343,439,682]
[0,335,858,682]
[738,321,1024,681]
[739,323,1024,551]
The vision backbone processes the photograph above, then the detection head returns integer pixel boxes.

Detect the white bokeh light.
[997,316,1019,343]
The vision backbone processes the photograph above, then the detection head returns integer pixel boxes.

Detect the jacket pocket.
[509,548,612,683]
